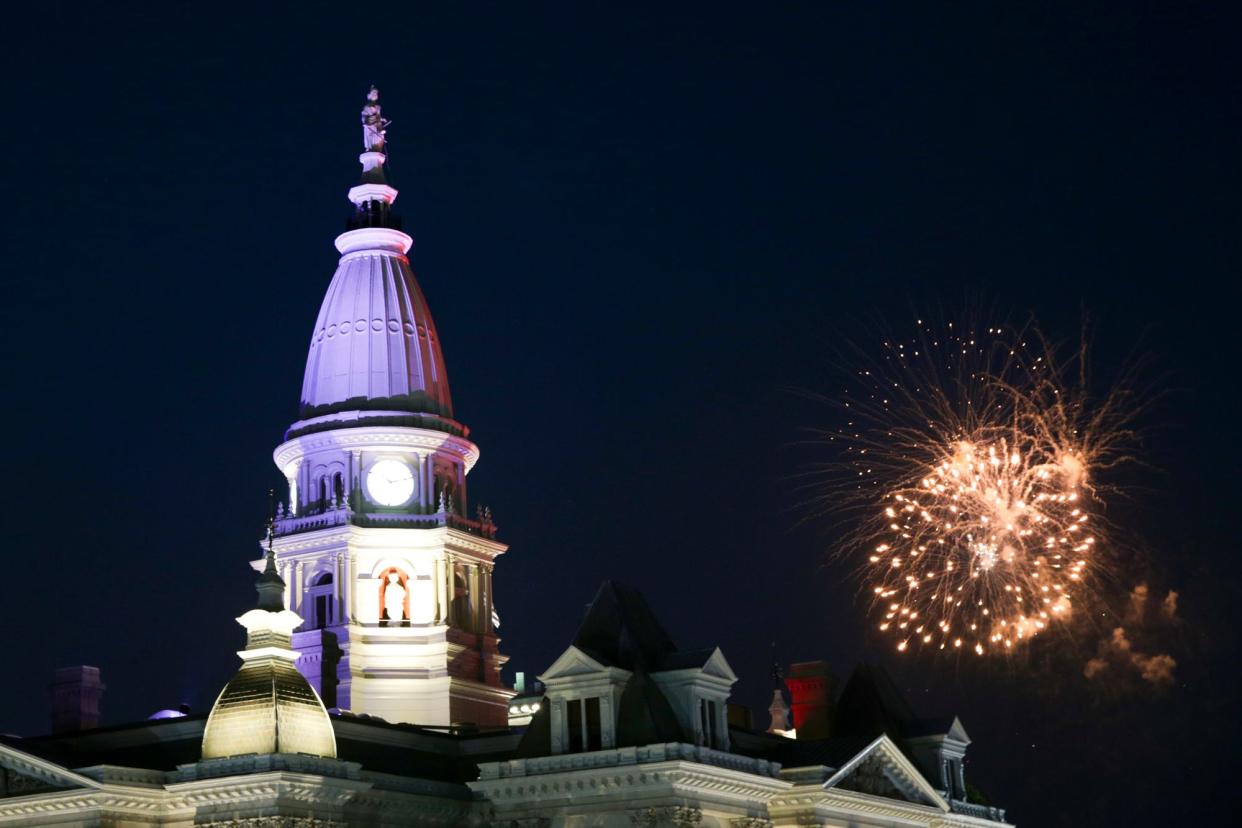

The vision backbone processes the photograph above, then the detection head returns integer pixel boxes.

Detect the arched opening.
[377,567,410,626]
[333,472,344,504]
[308,572,335,629]
[317,477,328,510]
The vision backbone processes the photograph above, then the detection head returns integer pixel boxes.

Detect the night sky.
[1,3,1237,824]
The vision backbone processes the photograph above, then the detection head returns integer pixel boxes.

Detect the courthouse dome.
[298,90,453,419]
[299,230,453,418]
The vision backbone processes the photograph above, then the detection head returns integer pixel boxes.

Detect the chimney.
[50,666,105,733]
[785,660,835,740]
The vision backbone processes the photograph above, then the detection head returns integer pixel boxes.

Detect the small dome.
[201,551,336,760]
[299,230,453,419]
[201,655,337,759]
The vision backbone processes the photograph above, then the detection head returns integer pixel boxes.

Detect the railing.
[273,507,352,535]
[273,505,498,540]
[949,799,1007,822]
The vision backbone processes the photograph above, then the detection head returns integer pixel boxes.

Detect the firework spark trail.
[821,316,1139,656]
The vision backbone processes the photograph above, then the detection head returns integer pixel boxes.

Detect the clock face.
[366,459,415,507]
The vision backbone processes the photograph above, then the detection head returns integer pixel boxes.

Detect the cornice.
[472,759,790,805]
[274,428,479,473]
[269,525,507,559]
[771,786,962,824]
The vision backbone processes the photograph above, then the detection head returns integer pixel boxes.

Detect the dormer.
[649,647,737,750]
[538,645,631,754]
[904,716,972,799]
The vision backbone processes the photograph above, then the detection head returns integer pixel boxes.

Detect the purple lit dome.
[299,230,453,419]
[298,99,453,422]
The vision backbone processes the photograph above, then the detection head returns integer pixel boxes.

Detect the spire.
[767,658,792,735]
[255,494,285,612]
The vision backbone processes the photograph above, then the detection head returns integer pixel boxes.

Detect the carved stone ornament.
[197,819,346,828]
[729,819,774,828]
[0,766,68,797]
[629,806,703,827]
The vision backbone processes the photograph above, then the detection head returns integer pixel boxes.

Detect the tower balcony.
[273,502,498,540]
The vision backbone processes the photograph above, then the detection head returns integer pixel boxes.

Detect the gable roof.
[902,715,971,744]
[823,734,949,811]
[613,670,689,747]
[1,716,206,772]
[571,582,678,672]
[539,645,614,682]
[0,740,101,796]
[655,646,737,680]
[832,663,917,743]
[516,582,729,758]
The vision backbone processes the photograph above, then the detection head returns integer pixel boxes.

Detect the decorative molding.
[628,806,702,826]
[198,819,346,828]
[821,735,947,812]
[275,428,479,473]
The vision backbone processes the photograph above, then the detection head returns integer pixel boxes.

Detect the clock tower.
[266,88,511,727]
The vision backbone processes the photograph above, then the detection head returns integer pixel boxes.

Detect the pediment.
[0,743,99,799]
[701,647,738,682]
[539,645,611,681]
[824,735,947,811]
[945,716,971,744]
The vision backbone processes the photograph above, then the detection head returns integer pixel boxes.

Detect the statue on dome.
[383,571,407,622]
[361,86,391,152]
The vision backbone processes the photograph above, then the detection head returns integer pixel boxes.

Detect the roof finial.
[255,489,285,611]
[361,85,391,152]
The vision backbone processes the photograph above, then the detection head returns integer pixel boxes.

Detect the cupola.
[201,544,337,759]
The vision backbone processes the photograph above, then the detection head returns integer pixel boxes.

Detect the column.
[282,562,292,610]
[347,553,357,622]
[600,694,615,748]
[425,456,436,511]
[482,564,494,634]
[294,562,305,615]
[335,553,345,623]
[433,557,447,624]
[445,555,457,627]
[471,564,483,634]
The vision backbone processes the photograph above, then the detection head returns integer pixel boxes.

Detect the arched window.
[308,572,334,629]
[317,477,327,509]
[333,472,344,504]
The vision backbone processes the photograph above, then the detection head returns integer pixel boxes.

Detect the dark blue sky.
[0,3,1236,824]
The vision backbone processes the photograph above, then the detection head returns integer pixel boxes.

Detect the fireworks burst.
[818,314,1140,656]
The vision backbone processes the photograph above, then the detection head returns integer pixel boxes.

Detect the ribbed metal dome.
[201,551,337,760]
[201,655,337,759]
[299,228,452,418]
